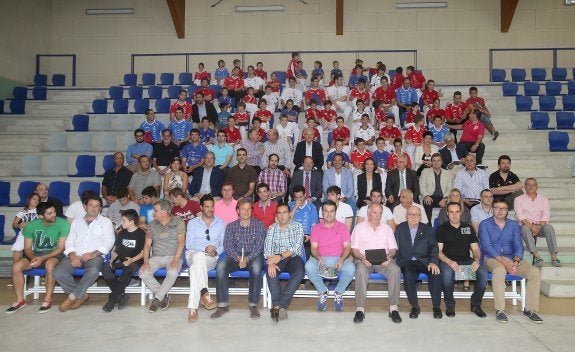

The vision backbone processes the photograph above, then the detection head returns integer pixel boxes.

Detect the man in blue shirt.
[181,129,208,175]
[479,199,542,324]
[289,185,319,261]
[169,107,193,146]
[395,77,418,125]
[126,128,153,172]
[139,109,165,143]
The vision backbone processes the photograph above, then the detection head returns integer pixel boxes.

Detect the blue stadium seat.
[511,68,527,82]
[141,73,156,85]
[545,81,562,96]
[188,85,199,94]
[0,100,4,114]
[52,74,65,86]
[548,131,575,151]
[530,112,551,130]
[12,86,27,99]
[0,214,8,245]
[32,86,47,100]
[91,99,108,114]
[66,114,89,132]
[113,99,129,114]
[11,181,39,207]
[327,132,333,146]
[148,86,163,99]
[179,72,193,85]
[108,86,124,100]
[563,95,575,111]
[552,68,568,81]
[167,85,182,99]
[69,155,96,177]
[77,181,100,199]
[556,112,575,129]
[531,68,547,81]
[155,99,171,113]
[539,96,557,111]
[123,73,137,86]
[0,181,10,206]
[209,84,222,97]
[515,96,533,111]
[101,154,115,174]
[48,181,70,206]
[491,69,507,82]
[128,86,143,99]
[569,81,575,96]
[9,99,25,114]
[502,82,518,96]
[133,99,150,114]
[274,71,287,84]
[160,73,174,85]
[524,82,540,96]
[34,74,48,86]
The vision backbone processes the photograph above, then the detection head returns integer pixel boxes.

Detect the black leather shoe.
[353,310,365,323]
[446,306,455,317]
[389,310,402,323]
[270,307,279,322]
[433,308,443,319]
[409,307,420,319]
[471,305,487,318]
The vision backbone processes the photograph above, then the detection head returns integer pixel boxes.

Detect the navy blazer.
[189,166,224,197]
[394,222,439,268]
[439,144,467,170]
[290,169,323,200]
[192,102,218,125]
[293,141,324,170]
[356,172,382,209]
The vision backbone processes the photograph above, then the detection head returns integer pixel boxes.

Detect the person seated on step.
[489,155,523,211]
[101,152,133,205]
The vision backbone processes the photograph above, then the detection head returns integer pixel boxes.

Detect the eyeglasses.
[205,229,210,241]
[406,213,420,217]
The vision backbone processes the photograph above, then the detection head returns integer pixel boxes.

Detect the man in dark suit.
[385,154,419,210]
[395,205,442,319]
[439,133,467,170]
[189,151,224,200]
[191,91,218,126]
[293,128,324,170]
[290,156,322,211]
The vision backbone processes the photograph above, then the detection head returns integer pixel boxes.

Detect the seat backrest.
[0,181,10,206]
[148,85,163,99]
[141,73,156,85]
[548,131,570,151]
[48,181,71,206]
[71,114,89,131]
[491,69,506,82]
[9,99,26,114]
[545,81,562,96]
[552,68,567,81]
[539,96,556,111]
[274,71,287,84]
[515,96,533,111]
[179,72,193,85]
[133,99,150,114]
[209,84,222,97]
[16,181,39,207]
[167,85,182,99]
[113,99,129,114]
[569,81,575,96]
[73,155,96,177]
[123,73,137,86]
[0,214,5,243]
[155,98,171,113]
[92,99,108,114]
[108,86,124,100]
[524,82,540,96]
[511,68,527,82]
[563,95,575,111]
[531,68,547,81]
[32,86,47,100]
[34,74,48,86]
[530,112,550,129]
[102,154,115,172]
[12,86,27,99]
[77,181,100,199]
[128,85,143,99]
[556,112,575,129]
[502,82,518,96]
[52,74,66,86]
[160,73,174,85]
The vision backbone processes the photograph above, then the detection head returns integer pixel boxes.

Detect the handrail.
[489,48,575,81]
[35,54,77,86]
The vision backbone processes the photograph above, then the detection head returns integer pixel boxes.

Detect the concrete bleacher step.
[540,265,575,297]
[530,248,575,265]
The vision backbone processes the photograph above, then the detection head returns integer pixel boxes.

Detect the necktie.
[304,173,311,198]
[400,171,406,191]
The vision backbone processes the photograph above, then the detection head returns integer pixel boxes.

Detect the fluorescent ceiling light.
[235,5,285,12]
[396,2,448,9]
[566,0,575,5]
[86,8,134,15]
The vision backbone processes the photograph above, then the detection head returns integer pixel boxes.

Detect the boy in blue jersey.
[430,115,450,149]
[372,137,390,173]
[139,109,165,143]
[138,186,158,227]
[168,107,193,146]
[199,117,215,145]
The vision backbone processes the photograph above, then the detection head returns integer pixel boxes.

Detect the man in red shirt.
[406,66,425,92]
[305,76,326,107]
[372,77,400,126]
[254,62,267,80]
[252,183,278,229]
[444,91,468,141]
[349,78,371,106]
[350,138,373,170]
[331,116,351,152]
[379,116,402,146]
[286,52,299,78]
[454,109,485,165]
[194,78,215,102]
[170,89,193,122]
[222,116,242,146]
[421,80,439,116]
[169,187,201,225]
[390,67,404,90]
[466,86,499,141]
[223,66,245,107]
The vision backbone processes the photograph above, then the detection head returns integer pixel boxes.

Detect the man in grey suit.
[419,153,453,224]
[290,156,322,211]
[385,154,419,211]
[322,153,356,214]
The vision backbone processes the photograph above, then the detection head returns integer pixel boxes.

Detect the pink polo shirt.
[310,220,351,257]
[351,221,398,256]
[214,198,239,225]
[514,193,550,223]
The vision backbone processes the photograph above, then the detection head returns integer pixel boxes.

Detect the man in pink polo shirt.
[214,182,238,225]
[304,200,354,312]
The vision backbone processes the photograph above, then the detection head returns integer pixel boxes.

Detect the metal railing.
[35,54,77,86]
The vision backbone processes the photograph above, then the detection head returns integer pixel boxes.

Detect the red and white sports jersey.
[353,126,376,143]
[195,87,215,101]
[404,126,426,144]
[233,111,250,124]
[350,149,373,168]
[170,101,193,117]
[223,127,241,143]
[373,86,396,105]
[387,152,412,170]
[390,73,404,90]
[256,127,266,140]
[254,69,267,80]
[379,126,402,140]
[321,109,337,123]
[466,97,487,109]
[444,101,468,123]
[267,79,281,93]
[304,87,326,105]
[194,71,210,81]
[243,95,257,105]
[223,76,244,90]
[305,108,322,120]
[421,89,439,106]
[374,108,387,124]
[405,111,417,125]
[460,120,485,144]
[426,108,445,124]
[333,126,351,144]
[408,71,426,89]
[254,109,272,123]
[287,58,298,78]
[349,87,371,105]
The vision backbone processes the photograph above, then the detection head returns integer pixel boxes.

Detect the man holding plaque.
[351,203,402,324]
[437,202,488,318]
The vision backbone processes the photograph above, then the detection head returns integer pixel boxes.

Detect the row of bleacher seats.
[0,99,26,114]
[108,84,224,100]
[492,67,574,82]
[32,74,66,86]
[18,153,116,178]
[503,81,575,97]
[515,95,575,112]
[549,131,575,152]
[530,111,575,130]
[0,180,100,208]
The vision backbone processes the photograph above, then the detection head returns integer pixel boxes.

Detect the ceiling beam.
[166,0,185,39]
[336,0,344,35]
[501,0,519,33]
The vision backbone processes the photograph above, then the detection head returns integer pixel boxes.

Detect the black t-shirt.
[102,166,133,197]
[436,222,477,262]
[114,228,146,266]
[489,171,520,198]
[152,142,180,167]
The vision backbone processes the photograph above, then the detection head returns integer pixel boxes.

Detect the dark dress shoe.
[433,308,443,319]
[409,307,420,319]
[353,310,365,323]
[446,306,455,317]
[471,305,487,318]
[270,307,279,322]
[389,310,402,323]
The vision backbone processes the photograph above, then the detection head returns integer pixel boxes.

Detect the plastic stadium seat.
[66,114,89,132]
[148,86,163,99]
[210,84,222,97]
[108,86,124,100]
[0,181,10,206]
[155,99,171,113]
[530,112,551,130]
[0,100,4,114]
[128,86,143,99]
[11,181,39,207]
[133,99,150,114]
[524,82,540,96]
[0,214,11,245]
[69,155,96,177]
[389,70,396,79]
[556,112,575,129]
[502,82,518,96]
[545,82,562,96]
[274,71,287,84]
[167,85,182,99]
[515,96,533,111]
[563,96,575,111]
[548,131,575,151]
[142,73,156,85]
[511,68,527,82]
[179,72,193,85]
[113,99,129,114]
[531,68,547,81]
[34,74,48,86]
[77,181,100,199]
[52,74,65,86]
[101,155,115,174]
[48,181,70,206]
[491,69,507,82]
[92,99,108,114]
[188,85,199,94]
[12,87,27,99]
[160,73,174,85]
[327,132,333,146]
[32,86,47,100]
[123,73,137,86]
[539,96,557,111]
[569,81,575,96]
[552,68,568,81]
[9,99,25,114]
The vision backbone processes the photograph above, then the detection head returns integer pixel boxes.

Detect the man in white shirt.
[280,77,303,111]
[326,74,352,122]
[319,185,354,232]
[276,114,299,150]
[244,65,266,99]
[356,189,395,231]
[392,189,428,225]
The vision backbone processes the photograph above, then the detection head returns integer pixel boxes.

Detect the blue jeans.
[304,256,354,294]
[266,256,305,309]
[439,259,488,308]
[215,255,263,306]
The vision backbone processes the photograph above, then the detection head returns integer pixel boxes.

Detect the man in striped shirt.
[257,154,287,202]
